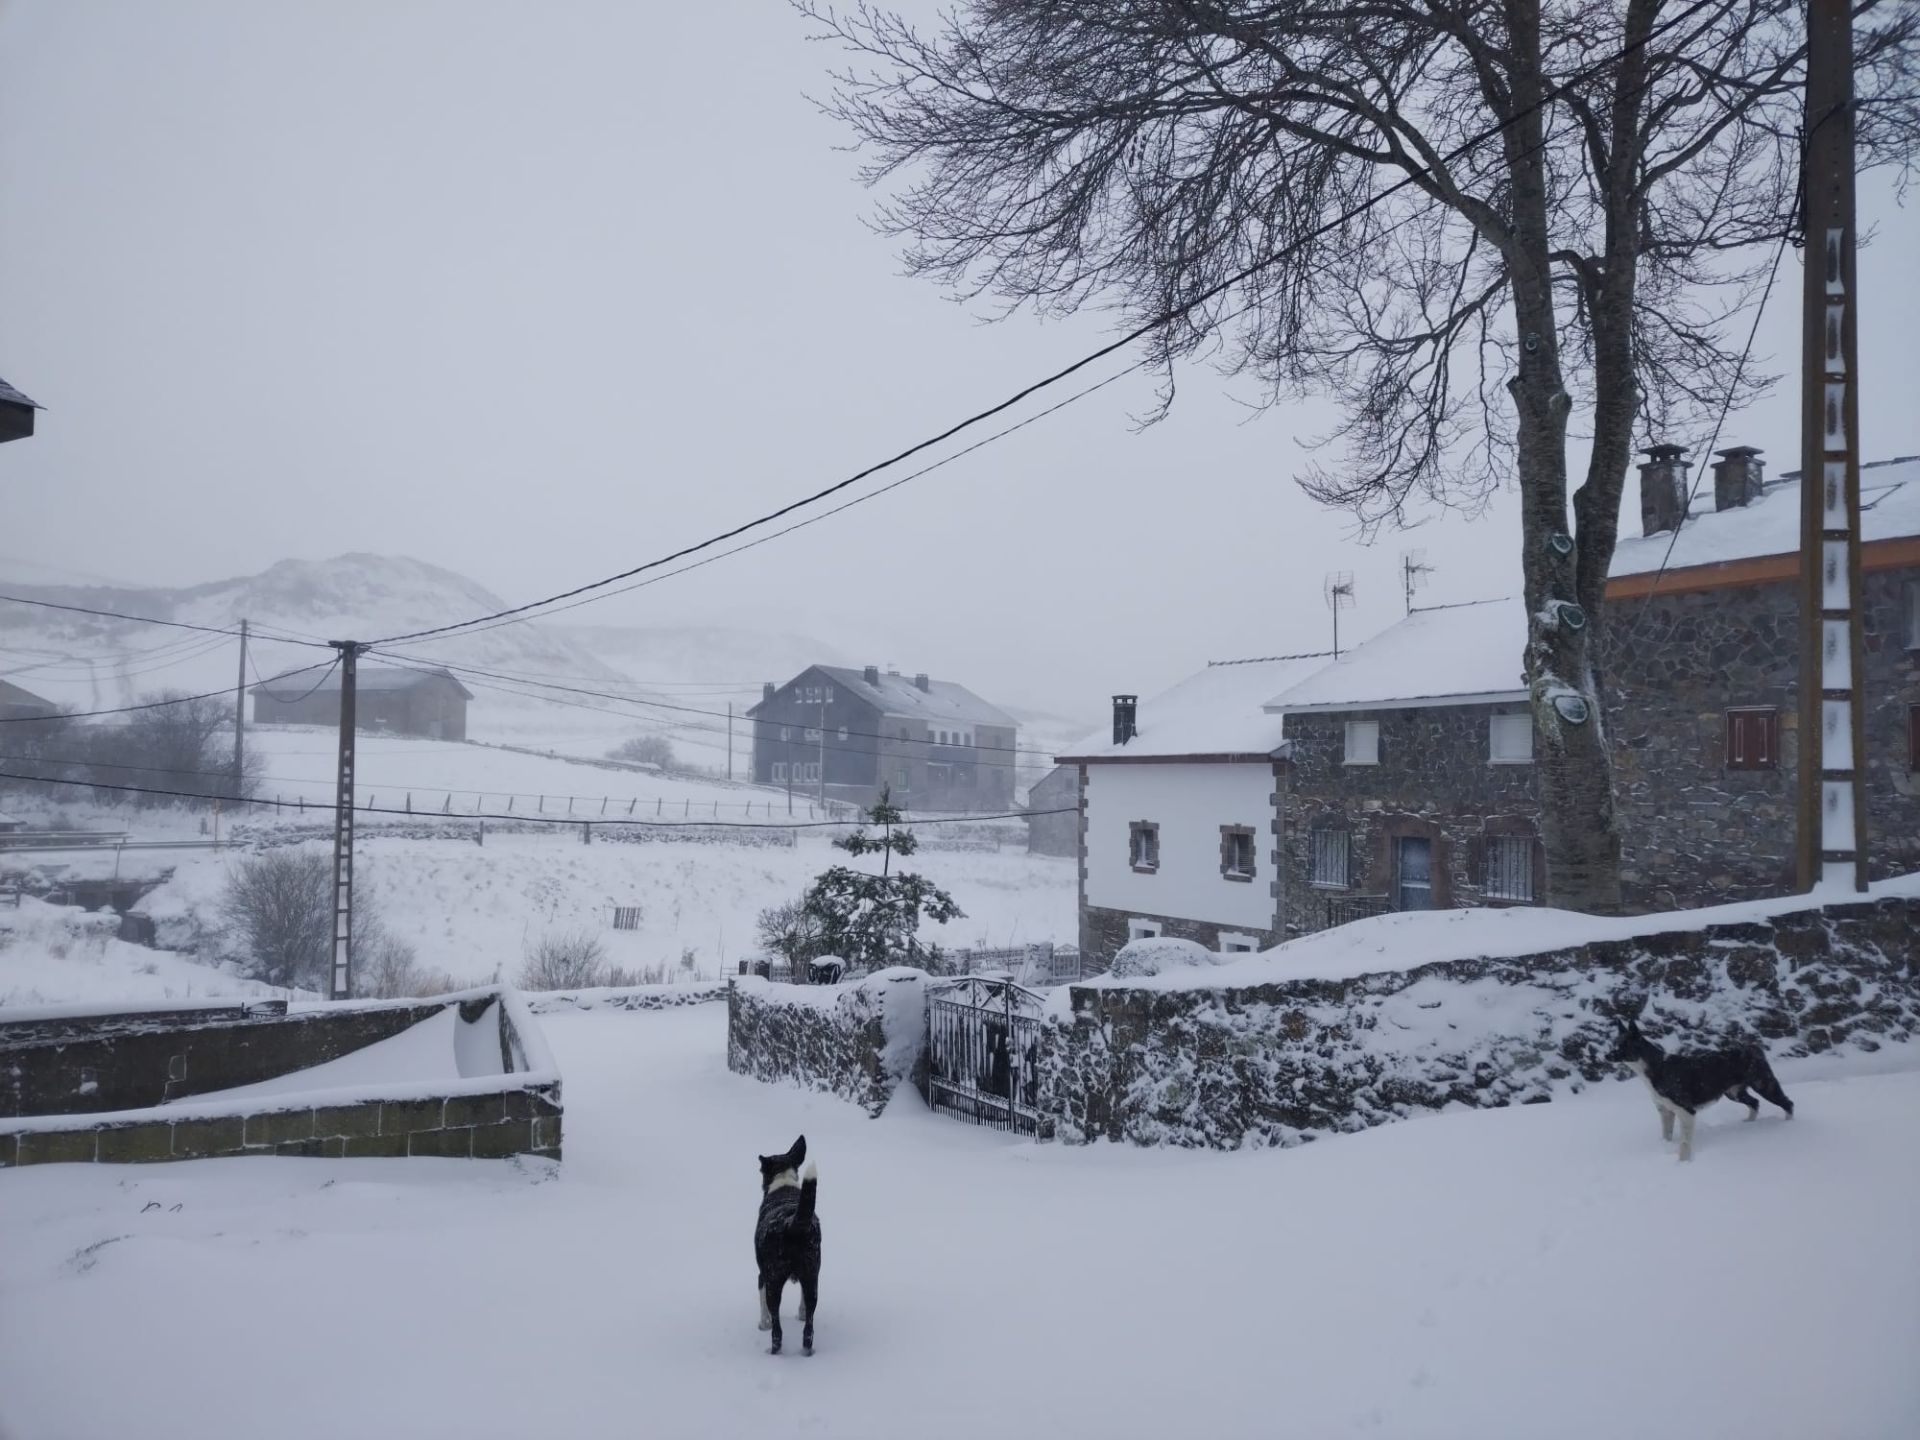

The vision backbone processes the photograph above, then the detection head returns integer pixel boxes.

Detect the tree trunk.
[1503,0,1625,914]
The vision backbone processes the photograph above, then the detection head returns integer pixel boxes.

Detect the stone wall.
[0,989,562,1167]
[526,982,726,1014]
[1035,894,1919,1149]
[1279,705,1541,931]
[1081,905,1279,966]
[726,971,928,1115]
[1604,569,1920,908]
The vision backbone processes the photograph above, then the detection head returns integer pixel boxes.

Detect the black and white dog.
[1608,1009,1793,1161]
[754,1134,821,1355]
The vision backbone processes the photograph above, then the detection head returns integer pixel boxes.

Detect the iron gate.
[926,975,1050,1135]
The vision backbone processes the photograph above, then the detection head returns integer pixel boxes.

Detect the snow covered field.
[2,1007,1915,1440]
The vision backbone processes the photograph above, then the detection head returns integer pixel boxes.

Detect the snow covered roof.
[1609,454,1920,578]
[1060,652,1331,761]
[812,667,1016,729]
[1262,599,1526,715]
[0,677,57,713]
[251,664,474,700]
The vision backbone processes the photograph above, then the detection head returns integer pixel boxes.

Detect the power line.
[376,362,1146,644]
[0,769,1070,830]
[364,1,1726,651]
[0,593,331,648]
[0,661,334,723]
[1624,226,1795,635]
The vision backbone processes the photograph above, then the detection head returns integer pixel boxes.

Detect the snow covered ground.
[1,1006,1914,1440]
[0,898,278,1009]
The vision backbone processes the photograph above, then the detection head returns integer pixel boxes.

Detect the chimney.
[762,682,775,704]
[862,665,879,686]
[913,672,930,692]
[1112,694,1138,746]
[1637,443,1689,537]
[1712,446,1765,511]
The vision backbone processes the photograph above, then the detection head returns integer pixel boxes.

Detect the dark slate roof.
[813,666,1017,728]
[250,665,473,701]
[0,677,57,712]
[0,377,41,410]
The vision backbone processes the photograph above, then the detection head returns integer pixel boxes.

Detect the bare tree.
[518,930,612,991]
[806,0,1919,910]
[89,691,260,807]
[222,850,334,989]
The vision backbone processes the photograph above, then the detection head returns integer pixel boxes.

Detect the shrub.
[609,734,676,770]
[518,929,611,991]
[221,851,333,989]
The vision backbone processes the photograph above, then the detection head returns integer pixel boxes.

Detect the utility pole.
[818,700,828,807]
[328,642,364,999]
[231,618,249,794]
[1796,0,1869,893]
[727,703,734,781]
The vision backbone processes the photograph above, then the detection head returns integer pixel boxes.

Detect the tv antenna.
[1400,548,1434,614]
[1323,571,1356,657]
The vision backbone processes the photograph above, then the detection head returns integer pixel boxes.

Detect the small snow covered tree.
[800,787,963,974]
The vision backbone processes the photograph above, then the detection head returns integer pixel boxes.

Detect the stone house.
[1264,600,1542,932]
[250,665,472,741]
[1055,652,1328,961]
[1603,446,1920,905]
[1021,765,1080,857]
[747,665,1018,813]
[1057,446,1920,964]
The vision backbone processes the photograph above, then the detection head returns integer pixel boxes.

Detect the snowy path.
[2,1008,1917,1439]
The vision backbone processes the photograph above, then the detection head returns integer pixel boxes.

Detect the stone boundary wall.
[0,988,562,1167]
[526,982,726,1013]
[1036,896,1919,1148]
[726,971,928,1116]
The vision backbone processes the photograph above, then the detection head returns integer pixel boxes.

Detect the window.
[1219,933,1258,954]
[1220,825,1256,881]
[1127,918,1162,942]
[779,726,791,742]
[1310,827,1350,889]
[1909,705,1919,772]
[1726,708,1780,770]
[1485,834,1536,902]
[1489,713,1534,764]
[772,762,788,782]
[895,768,910,789]
[838,726,849,741]
[1344,719,1379,765]
[1129,820,1160,872]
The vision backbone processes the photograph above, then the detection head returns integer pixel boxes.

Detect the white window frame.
[772,762,788,782]
[1127,918,1162,942]
[1129,821,1160,871]
[1219,932,1259,954]
[1343,719,1380,765]
[1488,712,1534,764]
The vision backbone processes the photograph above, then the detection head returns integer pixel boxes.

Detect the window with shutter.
[1129,821,1160,872]
[1726,708,1780,770]
[1220,826,1256,881]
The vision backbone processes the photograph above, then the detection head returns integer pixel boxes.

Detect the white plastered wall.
[1083,762,1277,931]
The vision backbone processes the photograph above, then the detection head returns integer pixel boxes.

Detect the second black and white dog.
[1608,1013,1793,1161]
[754,1134,821,1355]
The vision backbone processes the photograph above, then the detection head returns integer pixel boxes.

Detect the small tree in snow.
[800,787,962,974]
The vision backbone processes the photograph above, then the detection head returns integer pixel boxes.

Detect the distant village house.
[748,665,1018,813]
[1021,765,1079,857]
[250,665,472,741]
[0,678,58,722]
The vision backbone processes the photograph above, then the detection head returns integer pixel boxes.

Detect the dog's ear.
[791,1135,807,1166]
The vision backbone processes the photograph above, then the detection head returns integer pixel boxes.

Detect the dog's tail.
[795,1161,818,1227]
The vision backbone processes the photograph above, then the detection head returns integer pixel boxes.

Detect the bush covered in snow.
[1108,936,1223,978]
[518,930,612,991]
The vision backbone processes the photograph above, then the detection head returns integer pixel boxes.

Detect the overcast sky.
[3,1,1917,720]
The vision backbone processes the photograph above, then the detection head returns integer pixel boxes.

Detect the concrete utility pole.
[818,700,828,807]
[727,703,734,781]
[1796,0,1869,892]
[328,642,364,999]
[231,618,249,794]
